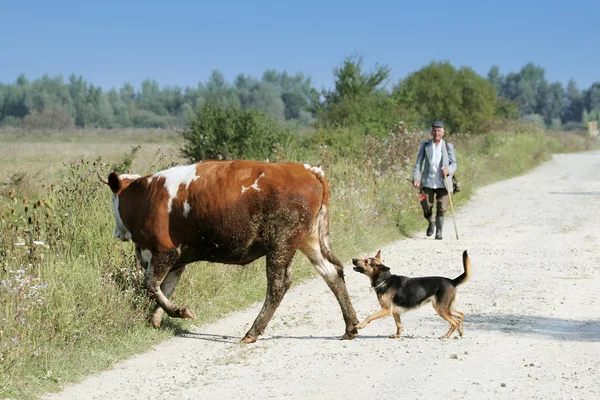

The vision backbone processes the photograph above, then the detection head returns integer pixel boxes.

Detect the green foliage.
[181,102,296,162]
[110,145,142,173]
[314,55,417,136]
[495,97,521,120]
[131,110,169,129]
[323,54,390,104]
[1,61,597,132]
[394,61,498,132]
[0,70,318,130]
[22,108,75,131]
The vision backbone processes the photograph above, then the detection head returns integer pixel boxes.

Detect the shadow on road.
[467,313,600,342]
[549,191,600,196]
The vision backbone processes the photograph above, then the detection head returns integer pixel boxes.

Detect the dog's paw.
[390,334,401,339]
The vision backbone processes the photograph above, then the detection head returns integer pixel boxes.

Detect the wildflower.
[12,336,19,343]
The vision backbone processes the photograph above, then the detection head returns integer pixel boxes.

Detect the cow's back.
[121,160,327,265]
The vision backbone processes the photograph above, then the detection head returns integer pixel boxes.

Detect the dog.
[352,250,471,339]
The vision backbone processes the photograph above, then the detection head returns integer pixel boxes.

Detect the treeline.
[0,70,316,130]
[0,57,598,132]
[488,63,600,130]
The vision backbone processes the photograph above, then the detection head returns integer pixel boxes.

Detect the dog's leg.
[433,302,460,339]
[451,310,465,336]
[391,310,403,339]
[356,308,392,330]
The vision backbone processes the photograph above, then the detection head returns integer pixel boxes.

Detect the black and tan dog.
[352,250,471,339]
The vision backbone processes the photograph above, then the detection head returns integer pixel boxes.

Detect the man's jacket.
[412,139,457,193]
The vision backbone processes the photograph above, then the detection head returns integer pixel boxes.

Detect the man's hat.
[432,120,444,128]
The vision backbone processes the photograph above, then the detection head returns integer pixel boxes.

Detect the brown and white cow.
[103,160,359,343]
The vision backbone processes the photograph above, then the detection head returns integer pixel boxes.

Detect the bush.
[0,116,22,128]
[21,108,74,132]
[181,101,297,161]
[131,110,169,128]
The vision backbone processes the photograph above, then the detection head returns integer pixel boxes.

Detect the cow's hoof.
[148,318,161,329]
[240,335,257,344]
[342,331,358,340]
[179,307,195,319]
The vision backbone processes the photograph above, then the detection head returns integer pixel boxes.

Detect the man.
[412,121,457,240]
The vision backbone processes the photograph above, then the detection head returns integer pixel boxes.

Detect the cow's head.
[101,171,140,242]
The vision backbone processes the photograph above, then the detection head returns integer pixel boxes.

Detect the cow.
[102,160,359,343]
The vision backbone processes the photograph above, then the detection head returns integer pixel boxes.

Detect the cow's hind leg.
[242,248,295,343]
[149,265,186,328]
[300,236,359,340]
[146,249,195,325]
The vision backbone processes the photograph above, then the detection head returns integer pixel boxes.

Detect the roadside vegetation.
[1,57,598,399]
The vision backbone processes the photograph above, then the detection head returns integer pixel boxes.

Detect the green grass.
[0,125,597,399]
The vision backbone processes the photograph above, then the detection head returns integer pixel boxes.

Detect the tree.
[107,88,131,128]
[323,54,390,105]
[487,65,503,95]
[394,61,498,132]
[69,74,89,126]
[584,82,600,113]
[315,55,402,134]
[562,79,584,123]
[139,79,167,116]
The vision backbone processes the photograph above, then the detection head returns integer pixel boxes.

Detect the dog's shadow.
[467,313,600,342]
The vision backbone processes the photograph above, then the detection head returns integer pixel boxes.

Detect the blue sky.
[1,0,598,91]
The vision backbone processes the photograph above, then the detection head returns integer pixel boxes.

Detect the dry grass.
[0,128,187,196]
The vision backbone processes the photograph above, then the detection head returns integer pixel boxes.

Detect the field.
[0,125,596,399]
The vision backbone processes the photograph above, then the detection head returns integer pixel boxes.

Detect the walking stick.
[443,175,459,240]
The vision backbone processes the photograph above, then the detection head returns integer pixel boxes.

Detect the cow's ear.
[108,172,121,194]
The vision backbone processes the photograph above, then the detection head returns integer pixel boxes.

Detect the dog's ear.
[374,250,381,262]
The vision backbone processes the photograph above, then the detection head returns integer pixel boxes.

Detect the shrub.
[181,101,296,162]
[21,109,74,132]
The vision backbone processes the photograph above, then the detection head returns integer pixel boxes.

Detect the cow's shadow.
[173,314,600,343]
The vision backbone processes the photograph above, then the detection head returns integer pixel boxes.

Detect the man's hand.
[413,180,420,187]
[441,167,449,177]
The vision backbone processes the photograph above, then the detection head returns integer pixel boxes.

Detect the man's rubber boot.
[426,219,435,236]
[435,216,444,240]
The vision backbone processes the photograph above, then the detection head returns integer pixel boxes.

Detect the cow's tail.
[313,170,344,271]
[452,250,472,286]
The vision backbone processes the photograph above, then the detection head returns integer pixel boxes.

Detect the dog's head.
[352,250,390,279]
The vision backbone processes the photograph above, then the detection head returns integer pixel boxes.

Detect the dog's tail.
[452,250,472,286]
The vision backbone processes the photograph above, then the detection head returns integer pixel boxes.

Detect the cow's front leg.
[146,249,195,326]
[148,264,187,328]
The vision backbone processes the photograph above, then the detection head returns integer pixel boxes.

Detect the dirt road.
[44,151,600,400]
